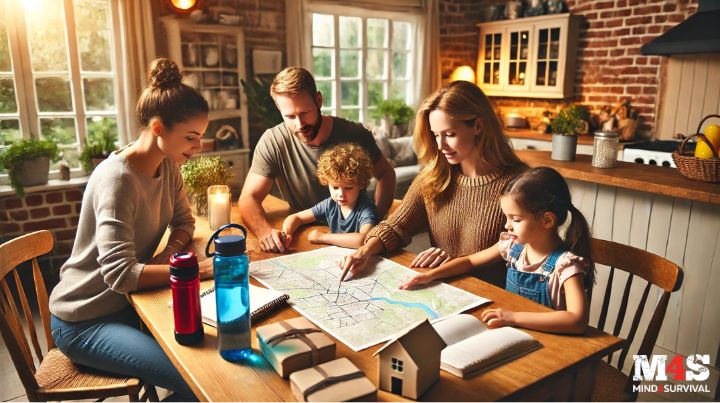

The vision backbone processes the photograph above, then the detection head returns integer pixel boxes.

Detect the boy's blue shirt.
[310,192,379,233]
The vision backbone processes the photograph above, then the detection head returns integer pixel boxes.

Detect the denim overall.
[505,243,565,308]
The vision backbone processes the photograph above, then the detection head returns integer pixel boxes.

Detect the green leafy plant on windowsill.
[371,99,414,126]
[550,104,590,136]
[181,156,233,216]
[80,119,118,173]
[0,139,59,197]
[241,76,283,128]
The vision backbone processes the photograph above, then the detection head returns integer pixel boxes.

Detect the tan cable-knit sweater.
[366,167,521,258]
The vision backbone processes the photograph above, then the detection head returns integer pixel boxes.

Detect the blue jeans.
[50,307,197,401]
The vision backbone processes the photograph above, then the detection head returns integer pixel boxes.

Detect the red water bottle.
[170,252,203,345]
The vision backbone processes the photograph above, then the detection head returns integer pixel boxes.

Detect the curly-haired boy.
[282,143,378,248]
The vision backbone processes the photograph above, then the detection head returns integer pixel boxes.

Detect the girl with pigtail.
[401,167,595,335]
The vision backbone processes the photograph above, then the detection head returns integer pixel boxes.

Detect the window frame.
[305,3,420,126]
[0,0,126,183]
[391,357,404,373]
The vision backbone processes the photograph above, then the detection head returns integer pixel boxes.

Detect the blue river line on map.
[369,297,439,319]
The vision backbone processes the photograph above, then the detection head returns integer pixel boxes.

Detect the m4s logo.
[633,354,710,382]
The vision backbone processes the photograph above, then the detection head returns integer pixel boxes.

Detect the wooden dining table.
[128,195,623,401]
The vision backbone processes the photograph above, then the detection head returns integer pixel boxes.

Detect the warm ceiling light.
[165,0,201,14]
[450,65,476,83]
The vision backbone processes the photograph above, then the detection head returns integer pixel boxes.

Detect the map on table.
[249,246,490,351]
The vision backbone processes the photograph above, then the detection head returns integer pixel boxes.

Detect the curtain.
[415,0,441,102]
[118,0,157,142]
[285,0,309,67]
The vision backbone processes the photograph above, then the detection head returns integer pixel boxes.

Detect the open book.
[432,314,541,379]
[171,284,289,327]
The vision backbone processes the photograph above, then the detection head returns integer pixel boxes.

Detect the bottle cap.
[169,252,199,279]
[214,234,246,256]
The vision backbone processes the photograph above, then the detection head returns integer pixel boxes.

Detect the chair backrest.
[590,238,683,394]
[0,230,55,400]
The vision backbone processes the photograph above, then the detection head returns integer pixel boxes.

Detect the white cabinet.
[476,14,580,98]
[161,16,250,150]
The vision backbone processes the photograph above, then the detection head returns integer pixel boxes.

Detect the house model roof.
[373,318,446,360]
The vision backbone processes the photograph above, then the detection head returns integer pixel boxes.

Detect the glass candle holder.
[207,185,230,230]
[592,131,620,168]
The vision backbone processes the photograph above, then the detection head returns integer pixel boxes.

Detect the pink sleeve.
[498,232,515,262]
[555,251,587,285]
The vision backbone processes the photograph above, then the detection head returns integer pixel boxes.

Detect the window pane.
[392,21,410,51]
[74,0,112,72]
[390,80,407,103]
[367,19,387,48]
[340,50,359,78]
[0,78,17,113]
[0,119,20,145]
[321,106,334,116]
[36,77,73,112]
[393,52,408,79]
[367,81,384,107]
[0,16,11,72]
[316,80,333,107]
[26,0,69,72]
[59,146,80,169]
[366,50,386,79]
[340,108,359,122]
[36,77,72,112]
[340,81,359,107]
[87,116,118,147]
[312,48,333,78]
[339,16,360,48]
[84,77,115,111]
[40,117,76,145]
[312,14,333,47]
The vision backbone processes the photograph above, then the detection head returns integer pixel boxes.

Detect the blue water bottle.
[205,223,251,362]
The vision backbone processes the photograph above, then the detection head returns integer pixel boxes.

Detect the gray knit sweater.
[49,152,195,322]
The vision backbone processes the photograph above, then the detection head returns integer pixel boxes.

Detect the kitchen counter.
[505,129,595,145]
[516,150,720,205]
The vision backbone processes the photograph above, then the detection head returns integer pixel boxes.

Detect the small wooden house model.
[372,319,446,399]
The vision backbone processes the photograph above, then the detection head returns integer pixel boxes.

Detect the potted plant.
[241,76,283,128]
[0,139,59,197]
[80,119,118,172]
[372,99,414,138]
[181,156,233,216]
[550,104,589,161]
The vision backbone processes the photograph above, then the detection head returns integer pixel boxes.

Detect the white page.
[432,314,487,346]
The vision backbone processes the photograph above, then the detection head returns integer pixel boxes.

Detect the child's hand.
[410,247,451,268]
[307,229,325,244]
[398,272,433,290]
[480,308,516,329]
[281,216,296,245]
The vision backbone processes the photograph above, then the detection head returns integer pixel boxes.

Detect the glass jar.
[592,131,620,168]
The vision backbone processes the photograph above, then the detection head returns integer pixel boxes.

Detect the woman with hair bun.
[48,58,209,400]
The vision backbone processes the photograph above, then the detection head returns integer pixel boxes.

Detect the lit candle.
[207,185,230,230]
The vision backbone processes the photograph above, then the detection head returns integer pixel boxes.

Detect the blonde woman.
[340,81,527,280]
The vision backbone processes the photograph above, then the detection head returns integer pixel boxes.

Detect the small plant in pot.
[80,119,118,173]
[372,99,414,138]
[0,139,59,197]
[550,104,590,161]
[181,156,233,216]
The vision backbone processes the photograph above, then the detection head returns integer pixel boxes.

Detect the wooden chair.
[589,238,683,401]
[0,230,158,401]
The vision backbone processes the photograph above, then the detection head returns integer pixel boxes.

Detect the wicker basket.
[672,114,720,183]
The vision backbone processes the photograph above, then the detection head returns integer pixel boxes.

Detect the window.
[308,6,417,127]
[0,0,122,177]
[391,357,404,373]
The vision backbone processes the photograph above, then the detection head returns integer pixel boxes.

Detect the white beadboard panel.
[657,54,720,139]
[569,181,598,227]
[656,198,692,350]
[676,202,720,356]
[605,190,635,346]
[697,228,720,361]
[587,185,616,326]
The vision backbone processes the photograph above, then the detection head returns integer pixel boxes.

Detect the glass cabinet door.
[507,29,529,88]
[480,31,502,86]
[535,27,560,88]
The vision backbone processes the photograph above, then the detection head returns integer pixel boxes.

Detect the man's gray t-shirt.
[249,117,382,211]
[311,193,378,233]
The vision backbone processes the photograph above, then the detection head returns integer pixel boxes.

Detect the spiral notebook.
[169,285,289,327]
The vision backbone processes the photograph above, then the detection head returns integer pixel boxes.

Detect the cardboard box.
[290,358,377,402]
[256,316,335,378]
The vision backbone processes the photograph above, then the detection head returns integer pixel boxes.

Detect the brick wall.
[0,186,85,288]
[439,0,699,139]
[154,0,286,151]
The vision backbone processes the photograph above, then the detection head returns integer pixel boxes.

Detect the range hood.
[641,0,720,55]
